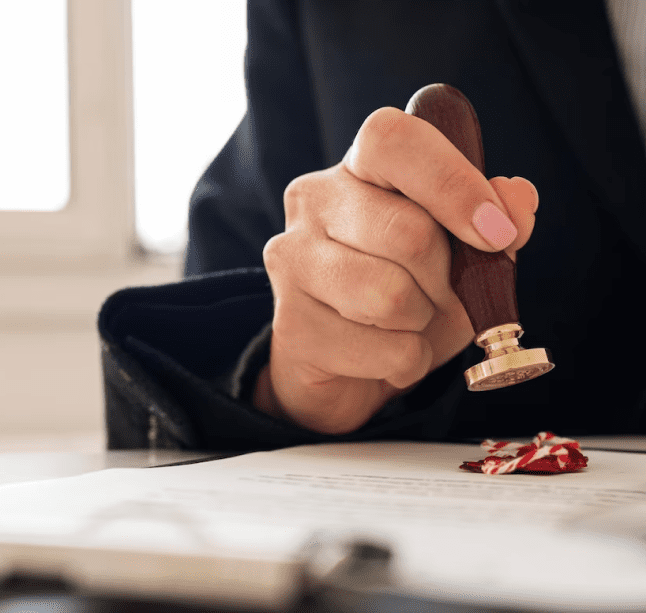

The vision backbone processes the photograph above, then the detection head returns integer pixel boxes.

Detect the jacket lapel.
[495,0,646,260]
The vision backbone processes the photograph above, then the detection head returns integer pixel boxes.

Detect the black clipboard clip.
[298,534,395,612]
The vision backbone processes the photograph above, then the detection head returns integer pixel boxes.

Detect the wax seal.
[405,84,554,391]
[459,432,588,474]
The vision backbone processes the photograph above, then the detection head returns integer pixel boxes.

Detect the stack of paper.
[0,442,645,611]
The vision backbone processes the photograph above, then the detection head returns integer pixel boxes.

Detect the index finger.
[343,107,521,252]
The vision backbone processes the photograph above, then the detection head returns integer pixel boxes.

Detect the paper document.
[1,442,646,611]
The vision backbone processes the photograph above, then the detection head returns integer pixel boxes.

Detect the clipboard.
[1,440,646,612]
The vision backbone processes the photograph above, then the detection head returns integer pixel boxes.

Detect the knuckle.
[283,174,309,202]
[283,175,308,222]
[403,301,434,333]
[335,304,366,326]
[283,173,320,222]
[284,170,334,225]
[385,205,436,265]
[391,333,426,375]
[340,267,414,329]
[358,107,407,151]
[376,268,414,325]
[262,233,286,273]
[263,232,305,287]
[435,165,475,199]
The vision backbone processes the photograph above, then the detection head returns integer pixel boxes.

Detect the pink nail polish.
[472,201,518,250]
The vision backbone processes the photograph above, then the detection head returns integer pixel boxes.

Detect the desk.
[0,450,225,486]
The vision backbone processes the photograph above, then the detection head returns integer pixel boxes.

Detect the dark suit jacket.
[100,0,646,450]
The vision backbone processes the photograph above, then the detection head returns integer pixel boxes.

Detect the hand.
[255,107,539,434]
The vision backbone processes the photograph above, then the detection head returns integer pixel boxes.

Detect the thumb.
[489,176,538,255]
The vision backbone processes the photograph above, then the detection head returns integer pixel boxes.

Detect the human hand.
[255,107,539,434]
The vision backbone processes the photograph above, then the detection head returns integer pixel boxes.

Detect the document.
[1,442,646,611]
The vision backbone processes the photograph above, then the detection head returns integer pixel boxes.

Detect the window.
[1,0,70,213]
[132,0,247,253]
[0,0,248,439]
[0,0,135,270]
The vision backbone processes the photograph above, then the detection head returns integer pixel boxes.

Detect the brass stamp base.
[465,324,554,391]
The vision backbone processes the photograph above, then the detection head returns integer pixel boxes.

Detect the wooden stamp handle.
[405,84,519,335]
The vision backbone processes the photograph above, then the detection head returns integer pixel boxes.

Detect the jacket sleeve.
[99,267,471,450]
[184,0,325,276]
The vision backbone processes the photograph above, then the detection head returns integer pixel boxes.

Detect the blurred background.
[0,0,247,451]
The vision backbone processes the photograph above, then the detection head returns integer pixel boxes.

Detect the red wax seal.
[460,432,588,475]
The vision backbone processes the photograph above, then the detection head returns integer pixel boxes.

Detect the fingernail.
[472,201,518,250]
